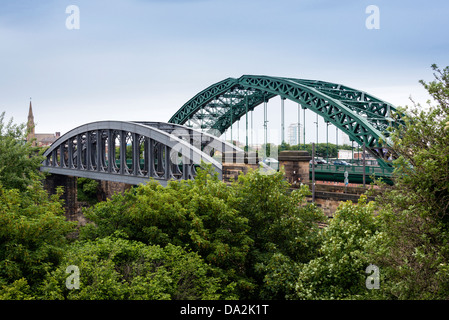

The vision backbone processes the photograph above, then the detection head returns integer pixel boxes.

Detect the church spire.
[28,99,34,122]
[27,98,35,144]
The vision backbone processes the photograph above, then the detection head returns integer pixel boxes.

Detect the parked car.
[333,160,352,166]
[263,157,279,170]
[310,158,327,166]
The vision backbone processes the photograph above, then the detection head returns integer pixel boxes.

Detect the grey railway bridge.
[40,120,244,187]
[40,75,401,217]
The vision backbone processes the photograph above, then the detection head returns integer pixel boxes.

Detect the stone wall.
[221,151,259,183]
[305,183,377,217]
[98,180,133,201]
[276,151,379,217]
[43,174,78,220]
[278,150,311,186]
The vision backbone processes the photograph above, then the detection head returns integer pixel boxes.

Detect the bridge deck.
[310,164,393,185]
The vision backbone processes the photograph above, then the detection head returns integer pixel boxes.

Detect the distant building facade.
[287,123,300,145]
[26,101,60,147]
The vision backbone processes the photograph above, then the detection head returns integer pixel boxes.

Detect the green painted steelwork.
[169,75,404,169]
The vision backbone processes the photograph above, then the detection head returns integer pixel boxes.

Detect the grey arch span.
[40,121,243,186]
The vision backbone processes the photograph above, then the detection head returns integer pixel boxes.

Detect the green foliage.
[0,113,76,298]
[39,235,223,300]
[0,112,45,191]
[80,166,252,298]
[0,180,76,293]
[370,64,449,299]
[80,165,327,299]
[279,142,348,159]
[293,196,379,300]
[0,278,35,300]
[230,169,327,298]
[77,177,99,204]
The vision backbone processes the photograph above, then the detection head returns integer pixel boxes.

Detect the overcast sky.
[1,0,448,144]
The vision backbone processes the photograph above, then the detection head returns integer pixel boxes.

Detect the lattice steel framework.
[169,75,404,169]
[41,121,242,186]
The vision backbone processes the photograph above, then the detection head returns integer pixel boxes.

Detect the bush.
[39,235,224,300]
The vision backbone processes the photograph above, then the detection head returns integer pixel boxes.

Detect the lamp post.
[245,93,248,151]
[263,94,268,157]
[312,143,316,202]
[336,127,338,160]
[297,103,301,150]
[303,107,306,150]
[352,140,354,164]
[281,98,285,144]
[326,121,329,163]
[363,143,366,187]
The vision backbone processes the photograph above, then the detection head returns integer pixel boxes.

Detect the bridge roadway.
[108,160,393,185]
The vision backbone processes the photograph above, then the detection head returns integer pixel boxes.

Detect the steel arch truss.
[169,75,404,168]
[40,121,242,186]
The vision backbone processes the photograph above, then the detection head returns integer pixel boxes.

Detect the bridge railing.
[309,163,393,176]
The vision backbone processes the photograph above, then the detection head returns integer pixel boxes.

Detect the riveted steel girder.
[168,75,403,169]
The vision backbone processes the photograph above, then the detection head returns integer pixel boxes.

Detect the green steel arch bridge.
[42,75,401,185]
[169,75,402,184]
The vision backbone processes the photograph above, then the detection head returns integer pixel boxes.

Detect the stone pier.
[221,151,260,183]
[43,174,133,224]
[278,150,312,186]
[43,174,78,221]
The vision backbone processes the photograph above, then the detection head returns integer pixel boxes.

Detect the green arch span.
[169,75,402,168]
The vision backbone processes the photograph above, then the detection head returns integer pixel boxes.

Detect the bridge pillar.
[222,151,259,183]
[43,174,78,221]
[98,180,133,200]
[278,150,312,187]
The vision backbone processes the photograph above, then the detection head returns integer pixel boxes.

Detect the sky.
[1,0,448,145]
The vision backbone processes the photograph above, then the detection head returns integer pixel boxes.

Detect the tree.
[370,64,449,299]
[229,169,327,299]
[0,113,76,297]
[0,112,45,191]
[0,180,76,295]
[293,196,379,300]
[77,177,99,204]
[80,165,253,298]
[38,235,223,300]
[79,165,327,299]
[275,142,341,159]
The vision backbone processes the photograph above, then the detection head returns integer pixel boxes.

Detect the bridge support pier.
[98,180,133,200]
[278,150,312,187]
[43,174,133,225]
[43,174,78,221]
